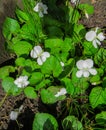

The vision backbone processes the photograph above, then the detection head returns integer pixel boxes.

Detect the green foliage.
[71,68,89,95]
[45,38,74,61]
[0,66,15,79]
[62,115,83,130]
[89,87,106,108]
[24,87,37,99]
[102,77,106,88]
[3,17,20,40]
[2,77,21,95]
[41,56,63,77]
[78,3,94,15]
[83,41,98,56]
[95,111,106,126]
[29,72,44,85]
[61,78,75,96]
[13,41,32,56]
[1,0,106,129]
[32,113,58,130]
[35,79,51,90]
[15,8,30,23]
[90,74,101,85]
[41,89,57,104]
[94,48,106,67]
[41,86,66,104]
[68,5,80,23]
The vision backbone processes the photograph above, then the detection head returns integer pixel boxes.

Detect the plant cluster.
[0,0,106,129]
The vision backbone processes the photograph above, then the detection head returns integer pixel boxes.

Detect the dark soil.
[0,0,106,130]
[0,83,38,130]
[80,0,106,28]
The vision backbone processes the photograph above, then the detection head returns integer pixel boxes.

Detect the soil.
[0,0,106,130]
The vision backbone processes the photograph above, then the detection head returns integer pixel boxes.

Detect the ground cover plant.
[0,0,106,129]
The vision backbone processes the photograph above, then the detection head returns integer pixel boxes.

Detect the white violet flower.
[85,27,105,48]
[85,12,89,19]
[60,61,65,71]
[76,59,97,78]
[10,105,23,120]
[71,0,79,4]
[10,111,19,120]
[55,88,67,97]
[14,76,29,88]
[33,2,48,17]
[60,61,64,67]
[30,45,50,65]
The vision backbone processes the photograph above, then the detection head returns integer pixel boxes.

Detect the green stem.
[16,120,20,130]
[0,93,8,108]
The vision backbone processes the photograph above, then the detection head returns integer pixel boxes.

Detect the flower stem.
[0,93,8,108]
[16,120,21,130]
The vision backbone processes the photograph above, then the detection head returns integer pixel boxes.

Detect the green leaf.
[102,88,106,101]
[95,111,106,126]
[73,24,86,40]
[94,48,106,66]
[59,58,75,78]
[0,66,15,79]
[71,68,89,95]
[61,78,75,96]
[13,41,32,56]
[102,77,106,88]
[45,38,73,62]
[19,22,36,41]
[89,87,106,108]
[45,38,63,53]
[90,75,100,84]
[43,16,62,27]
[62,38,74,54]
[62,115,83,130]
[2,77,21,95]
[41,89,57,104]
[15,57,26,66]
[46,26,64,38]
[19,12,44,41]
[24,59,39,71]
[83,41,98,56]
[33,113,58,130]
[22,0,35,12]
[97,68,104,77]
[21,68,31,77]
[78,4,94,15]
[41,56,62,77]
[15,8,29,23]
[68,6,80,23]
[3,17,20,40]
[35,79,51,90]
[29,72,44,86]
[41,86,66,104]
[45,38,72,54]
[24,87,37,99]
